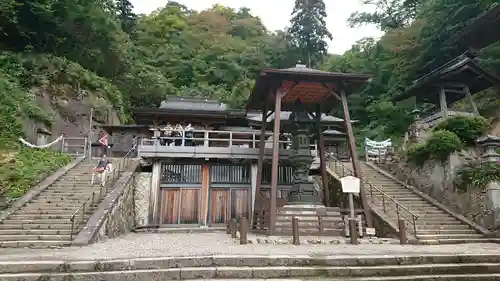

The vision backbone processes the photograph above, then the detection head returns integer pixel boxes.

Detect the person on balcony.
[173,124,183,146]
[184,123,195,146]
[160,123,173,146]
[91,154,112,186]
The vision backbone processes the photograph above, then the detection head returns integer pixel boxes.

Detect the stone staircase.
[325,156,488,244]
[1,254,500,280]
[0,161,122,248]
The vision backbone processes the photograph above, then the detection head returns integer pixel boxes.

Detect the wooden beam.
[439,86,449,118]
[463,85,480,116]
[316,104,330,206]
[253,102,268,228]
[269,87,289,236]
[339,88,373,228]
[321,82,341,101]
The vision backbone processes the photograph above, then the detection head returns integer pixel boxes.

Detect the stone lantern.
[476,135,500,229]
[285,99,322,205]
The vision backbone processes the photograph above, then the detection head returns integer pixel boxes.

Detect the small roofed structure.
[393,54,500,123]
[447,4,500,53]
[247,63,373,235]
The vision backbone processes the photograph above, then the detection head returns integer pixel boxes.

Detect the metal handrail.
[69,145,137,240]
[325,153,419,236]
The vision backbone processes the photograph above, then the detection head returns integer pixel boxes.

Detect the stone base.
[275,204,344,235]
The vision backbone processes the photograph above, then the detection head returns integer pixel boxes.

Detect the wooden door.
[179,189,200,224]
[231,189,249,220]
[160,189,180,224]
[210,189,229,224]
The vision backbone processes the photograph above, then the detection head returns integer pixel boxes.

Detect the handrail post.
[412,216,417,236]
[382,196,386,212]
[229,132,233,147]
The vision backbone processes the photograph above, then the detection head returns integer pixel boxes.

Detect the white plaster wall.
[134,172,152,227]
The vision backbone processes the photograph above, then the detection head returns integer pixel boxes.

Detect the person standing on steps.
[91,154,112,186]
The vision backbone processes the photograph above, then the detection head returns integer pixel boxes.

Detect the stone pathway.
[0,233,498,261]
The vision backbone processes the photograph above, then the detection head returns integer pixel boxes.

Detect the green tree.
[288,0,332,67]
[115,0,137,34]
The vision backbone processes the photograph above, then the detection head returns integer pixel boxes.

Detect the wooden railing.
[325,154,419,237]
[69,145,137,240]
[140,130,318,150]
[253,206,366,236]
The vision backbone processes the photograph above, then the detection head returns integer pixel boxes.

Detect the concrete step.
[0,234,72,241]
[0,240,71,248]
[418,238,493,245]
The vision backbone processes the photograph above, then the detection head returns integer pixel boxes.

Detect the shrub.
[433,116,489,146]
[406,130,463,166]
[406,143,429,166]
[425,130,463,162]
[455,158,500,193]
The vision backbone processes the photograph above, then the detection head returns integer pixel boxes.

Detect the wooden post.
[349,219,358,245]
[439,86,448,118]
[315,104,329,206]
[398,219,408,245]
[239,217,248,244]
[463,85,480,116]
[230,218,237,238]
[292,217,300,245]
[340,88,373,228]
[269,90,282,236]
[253,103,268,229]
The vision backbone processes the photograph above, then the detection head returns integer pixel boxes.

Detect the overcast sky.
[130,0,383,54]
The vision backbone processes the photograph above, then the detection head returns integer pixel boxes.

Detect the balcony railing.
[140,130,318,150]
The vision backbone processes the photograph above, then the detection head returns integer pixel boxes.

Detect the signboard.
[365,227,376,236]
[340,176,360,193]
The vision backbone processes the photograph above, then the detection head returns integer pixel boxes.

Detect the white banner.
[19,135,64,149]
[365,138,392,161]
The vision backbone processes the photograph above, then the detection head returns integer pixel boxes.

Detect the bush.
[406,143,429,166]
[455,158,500,193]
[425,130,463,162]
[406,130,463,165]
[433,116,489,146]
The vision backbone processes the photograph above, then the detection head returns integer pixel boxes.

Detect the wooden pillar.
[315,105,329,206]
[269,90,282,236]
[339,88,373,228]
[253,103,268,227]
[463,85,480,116]
[439,86,449,118]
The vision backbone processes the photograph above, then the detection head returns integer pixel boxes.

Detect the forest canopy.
[1,0,500,143]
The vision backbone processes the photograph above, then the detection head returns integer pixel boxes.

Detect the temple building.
[101,90,352,228]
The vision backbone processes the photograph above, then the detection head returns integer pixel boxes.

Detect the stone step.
[416,234,485,240]
[416,229,478,234]
[0,229,72,235]
[0,234,72,241]
[0,240,71,248]
[1,263,500,280]
[0,223,74,229]
[416,224,472,230]
[1,219,76,224]
[9,214,90,220]
[15,209,90,215]
[418,238,493,245]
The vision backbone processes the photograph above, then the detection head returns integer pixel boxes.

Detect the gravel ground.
[0,233,498,261]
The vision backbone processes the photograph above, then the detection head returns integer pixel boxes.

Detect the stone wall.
[72,166,138,245]
[379,149,491,229]
[134,172,152,227]
[95,173,136,241]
